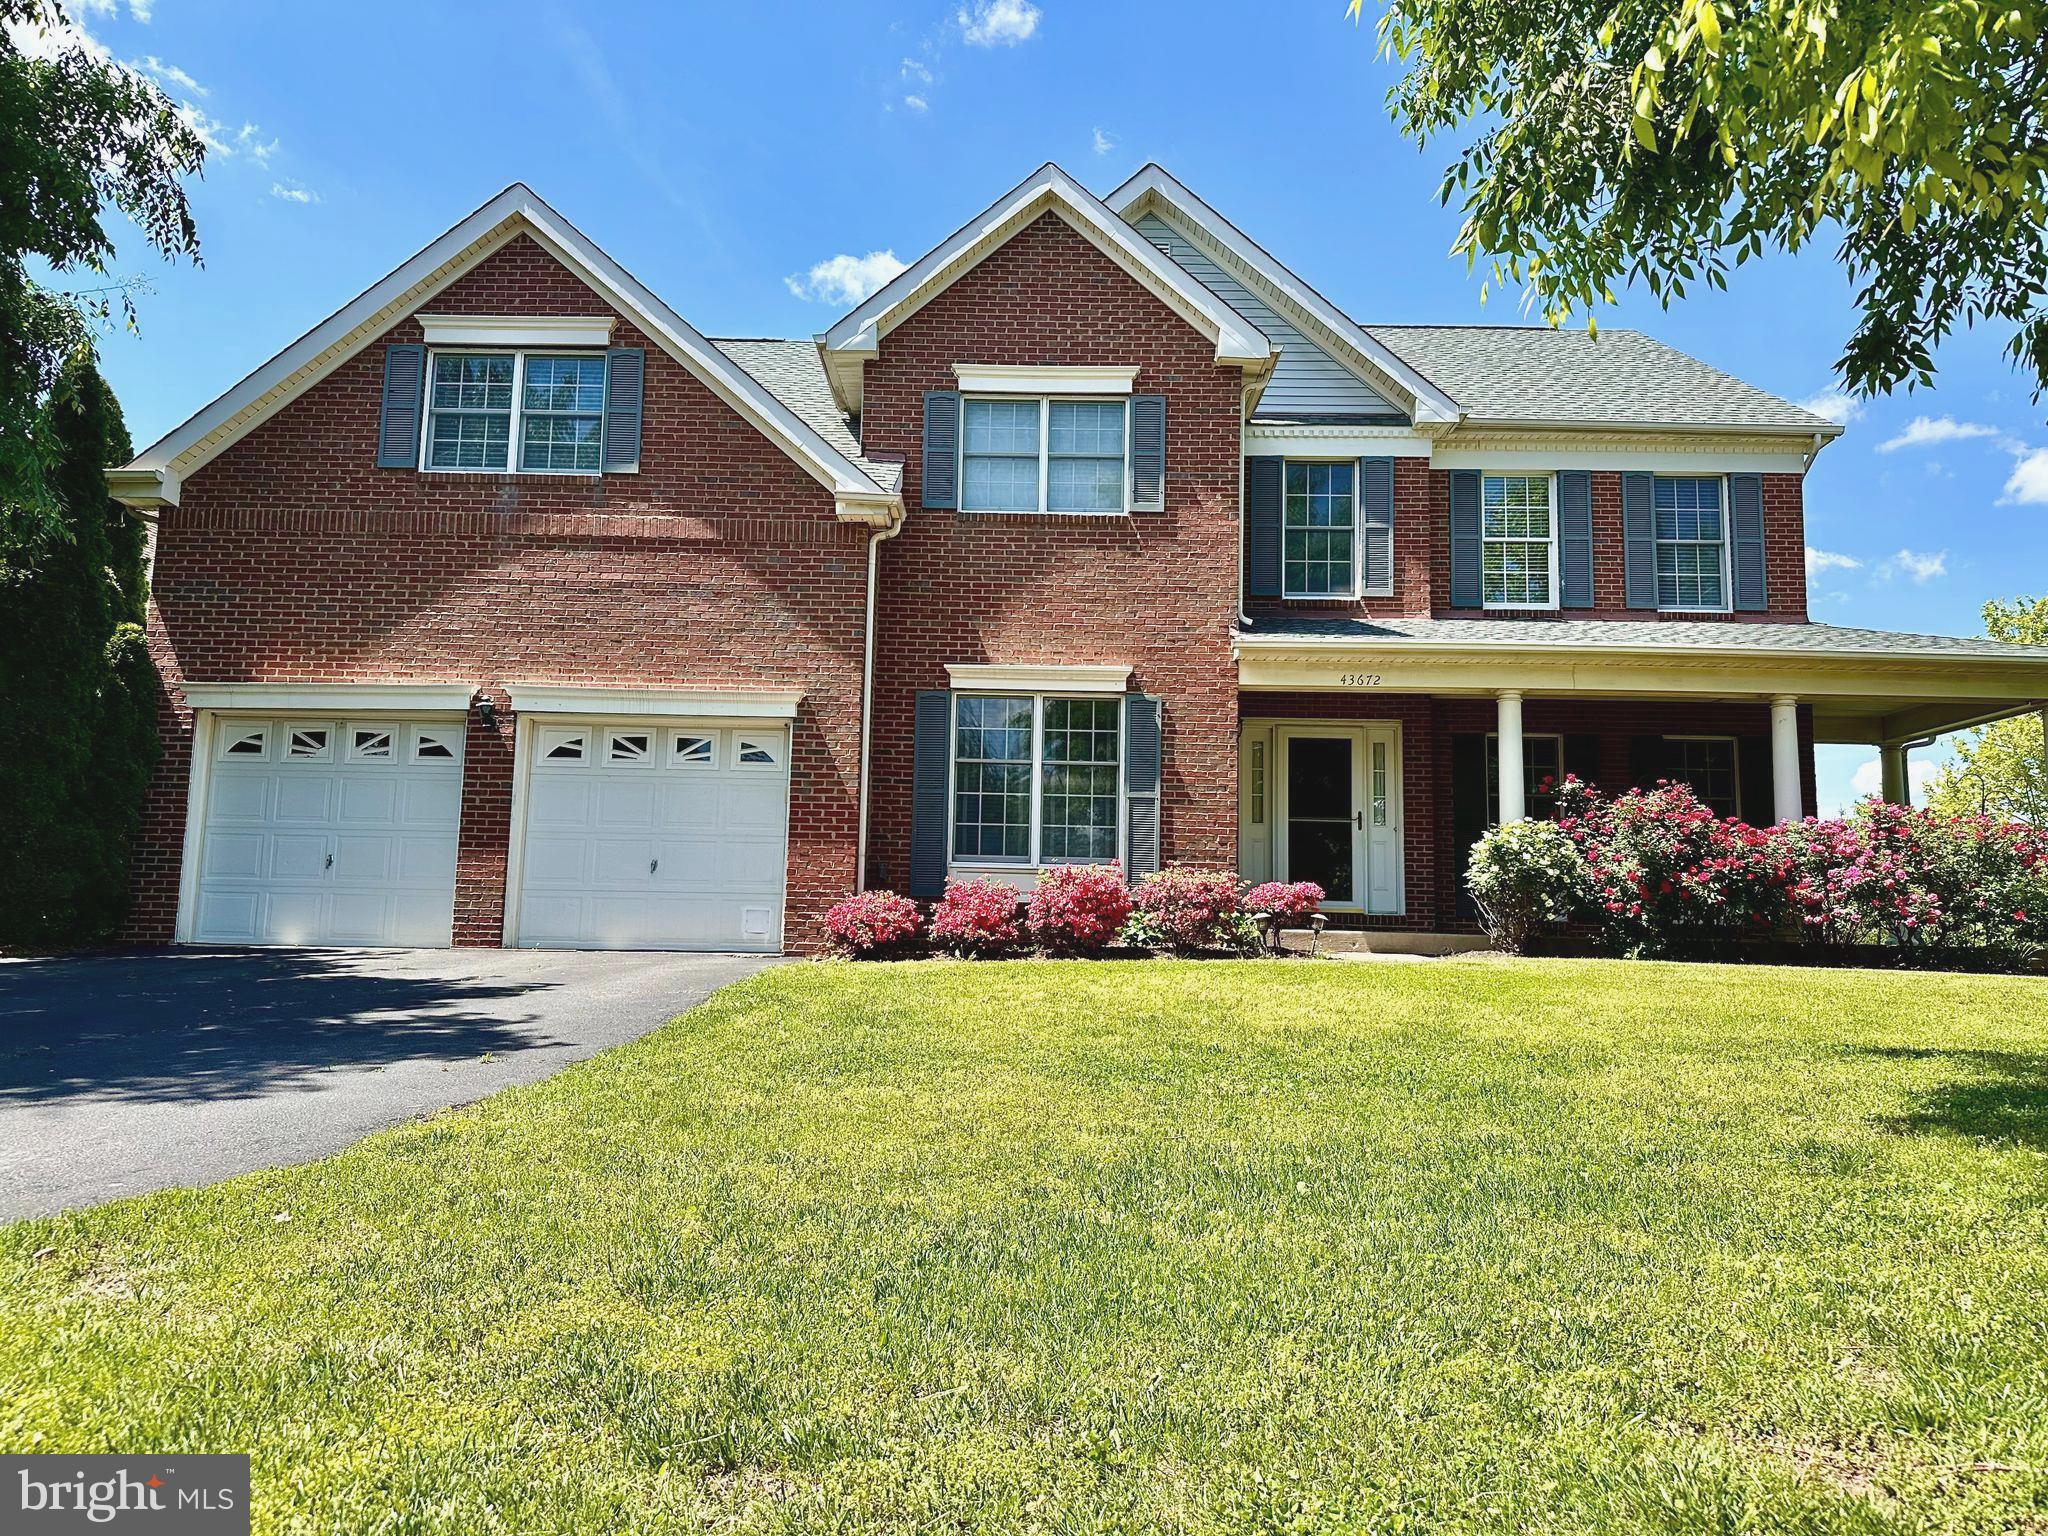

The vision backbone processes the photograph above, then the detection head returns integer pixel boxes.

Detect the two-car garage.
[176,685,796,954]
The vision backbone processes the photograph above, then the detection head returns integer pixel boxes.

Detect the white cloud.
[1850,755,1936,801]
[175,104,233,155]
[902,93,928,112]
[1999,445,2048,506]
[269,181,319,205]
[784,249,908,306]
[135,54,205,94]
[1091,126,1114,155]
[957,0,1040,46]
[1804,547,1861,578]
[1877,415,2001,452]
[6,5,111,62]
[235,123,278,164]
[900,55,931,82]
[1795,388,1863,426]
[1878,548,1948,583]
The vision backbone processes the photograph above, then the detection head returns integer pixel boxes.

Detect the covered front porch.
[1235,618,2048,932]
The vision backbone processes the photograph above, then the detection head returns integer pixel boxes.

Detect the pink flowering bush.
[1243,881,1325,920]
[823,889,923,958]
[1026,864,1133,953]
[1123,865,1259,954]
[927,876,1025,957]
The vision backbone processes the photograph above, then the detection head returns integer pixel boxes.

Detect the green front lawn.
[5,959,2048,1533]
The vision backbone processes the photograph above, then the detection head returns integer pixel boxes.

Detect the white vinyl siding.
[960,397,1130,515]
[1654,476,1730,611]
[424,350,605,474]
[1481,473,1558,609]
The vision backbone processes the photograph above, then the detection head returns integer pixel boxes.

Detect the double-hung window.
[1481,474,1557,608]
[1282,462,1357,597]
[1486,734,1564,824]
[961,398,1129,514]
[1659,735,1740,816]
[951,695,1121,865]
[1653,476,1729,610]
[425,350,606,474]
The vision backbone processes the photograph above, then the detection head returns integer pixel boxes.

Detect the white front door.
[1267,723,1403,914]
[511,721,789,952]
[190,718,464,946]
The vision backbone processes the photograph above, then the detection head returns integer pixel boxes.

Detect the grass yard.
[4,959,2048,1533]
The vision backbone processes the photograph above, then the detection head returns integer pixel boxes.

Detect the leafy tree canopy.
[1359,0,2048,409]
[1925,596,2048,824]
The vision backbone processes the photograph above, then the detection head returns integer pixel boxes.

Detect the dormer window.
[424,350,605,474]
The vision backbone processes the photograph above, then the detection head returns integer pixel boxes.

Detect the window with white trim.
[1660,735,1740,816]
[1486,733,1564,824]
[425,350,605,474]
[1282,461,1356,597]
[1481,474,1557,608]
[951,695,1121,865]
[961,398,1128,514]
[1654,476,1729,611]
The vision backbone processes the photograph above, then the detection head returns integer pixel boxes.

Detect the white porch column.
[1770,696,1805,823]
[1879,742,1909,806]
[1497,690,1526,823]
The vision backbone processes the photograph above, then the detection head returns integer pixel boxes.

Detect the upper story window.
[951,694,1122,865]
[1481,474,1557,609]
[961,397,1128,515]
[425,350,605,474]
[1283,462,1356,597]
[1654,476,1729,611]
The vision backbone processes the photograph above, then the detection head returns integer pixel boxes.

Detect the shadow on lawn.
[0,948,564,1106]
[1856,1046,2048,1151]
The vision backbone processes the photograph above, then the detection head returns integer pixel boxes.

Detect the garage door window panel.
[539,728,586,763]
[349,726,395,761]
[413,725,463,762]
[671,732,716,767]
[222,726,269,759]
[734,734,782,770]
[606,729,653,765]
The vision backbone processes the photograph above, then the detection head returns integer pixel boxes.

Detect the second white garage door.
[513,721,789,952]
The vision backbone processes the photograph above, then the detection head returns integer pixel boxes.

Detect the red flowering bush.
[1243,880,1325,920]
[1026,864,1133,953]
[927,876,1025,957]
[823,889,923,958]
[1124,865,1259,954]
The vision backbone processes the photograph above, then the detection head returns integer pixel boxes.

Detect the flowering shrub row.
[824,866,1323,959]
[1465,776,2048,966]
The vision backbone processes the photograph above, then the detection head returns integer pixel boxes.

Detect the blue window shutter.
[1245,457,1283,599]
[1557,470,1594,607]
[602,348,644,473]
[1622,472,1658,608]
[1449,469,1482,607]
[909,690,951,898]
[1729,473,1768,610]
[922,391,960,509]
[1358,456,1394,596]
[377,343,425,468]
[1129,394,1167,512]
[1124,694,1162,879]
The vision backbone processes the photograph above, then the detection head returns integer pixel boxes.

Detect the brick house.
[107,165,2048,952]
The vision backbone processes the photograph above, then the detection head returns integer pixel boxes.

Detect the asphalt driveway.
[0,947,774,1220]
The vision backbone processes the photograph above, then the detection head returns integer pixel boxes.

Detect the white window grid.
[1653,475,1732,612]
[1480,473,1559,610]
[948,693,1125,867]
[958,396,1132,516]
[421,349,607,476]
[1282,460,1359,599]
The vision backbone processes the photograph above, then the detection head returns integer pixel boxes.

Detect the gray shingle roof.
[1359,325,1838,434]
[1239,615,2048,662]
[710,338,903,493]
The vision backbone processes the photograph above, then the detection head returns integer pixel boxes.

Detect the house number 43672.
[1339,672,1382,687]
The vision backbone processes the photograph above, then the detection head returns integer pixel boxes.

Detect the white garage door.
[514,721,789,952]
[191,718,464,947]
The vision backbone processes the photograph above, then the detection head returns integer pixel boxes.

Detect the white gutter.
[854,510,906,891]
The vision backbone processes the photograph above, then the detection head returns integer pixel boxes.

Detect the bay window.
[961,398,1129,514]
[425,350,606,474]
[1481,473,1557,608]
[951,695,1121,865]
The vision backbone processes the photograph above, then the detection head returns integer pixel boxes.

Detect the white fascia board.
[417,313,615,347]
[946,663,1132,694]
[107,467,180,509]
[1233,629,2048,674]
[1106,165,1465,426]
[116,184,895,514]
[506,685,804,719]
[955,364,1139,395]
[821,163,1274,372]
[182,682,477,713]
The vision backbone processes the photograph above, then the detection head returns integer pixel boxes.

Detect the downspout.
[854,509,905,892]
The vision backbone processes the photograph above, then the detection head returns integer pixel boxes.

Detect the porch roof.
[1234,617,2048,747]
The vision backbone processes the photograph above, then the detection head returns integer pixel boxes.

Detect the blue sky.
[35,0,2048,813]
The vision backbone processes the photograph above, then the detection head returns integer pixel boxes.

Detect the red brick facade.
[131,235,870,950]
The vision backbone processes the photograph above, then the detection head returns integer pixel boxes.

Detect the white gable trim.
[819,163,1274,411]
[115,184,897,519]
[1107,165,1462,426]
